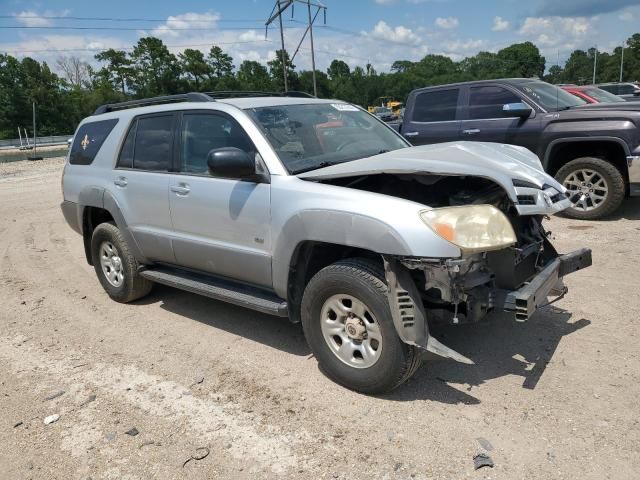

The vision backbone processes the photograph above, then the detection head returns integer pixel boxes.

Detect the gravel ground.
[1,157,639,479]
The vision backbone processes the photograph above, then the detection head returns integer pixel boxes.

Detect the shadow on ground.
[604,197,640,221]
[134,285,590,405]
[385,308,590,404]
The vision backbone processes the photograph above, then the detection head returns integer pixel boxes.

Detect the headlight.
[419,205,517,253]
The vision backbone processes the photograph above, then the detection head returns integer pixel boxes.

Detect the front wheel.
[301,258,421,394]
[555,157,625,220]
[91,222,152,303]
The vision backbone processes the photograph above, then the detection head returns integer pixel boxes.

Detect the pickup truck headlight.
[419,205,517,253]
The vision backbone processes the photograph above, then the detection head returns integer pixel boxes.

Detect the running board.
[139,267,288,317]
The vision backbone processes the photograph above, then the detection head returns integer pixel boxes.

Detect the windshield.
[245,103,409,174]
[582,87,626,103]
[374,107,391,114]
[516,81,586,111]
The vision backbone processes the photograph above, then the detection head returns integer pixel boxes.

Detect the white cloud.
[518,16,591,51]
[374,0,396,4]
[14,9,70,27]
[369,20,421,45]
[435,17,459,29]
[151,12,220,38]
[492,16,510,32]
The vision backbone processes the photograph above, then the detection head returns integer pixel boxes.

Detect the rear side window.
[118,114,174,171]
[411,89,459,122]
[619,84,634,95]
[69,119,118,165]
[599,84,617,94]
[468,86,522,119]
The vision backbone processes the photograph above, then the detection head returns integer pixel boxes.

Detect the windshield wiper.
[291,161,339,175]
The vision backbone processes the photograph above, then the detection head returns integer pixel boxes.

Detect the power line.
[0,25,297,31]
[1,39,273,55]
[0,14,264,23]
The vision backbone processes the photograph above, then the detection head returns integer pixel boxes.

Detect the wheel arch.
[79,188,147,266]
[544,137,630,183]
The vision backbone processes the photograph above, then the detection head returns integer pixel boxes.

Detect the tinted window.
[133,115,174,171]
[69,119,118,165]
[619,84,634,95]
[412,89,459,122]
[181,114,254,174]
[599,84,617,94]
[117,120,136,168]
[516,81,585,111]
[468,86,522,119]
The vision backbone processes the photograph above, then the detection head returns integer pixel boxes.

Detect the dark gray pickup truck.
[400,78,640,219]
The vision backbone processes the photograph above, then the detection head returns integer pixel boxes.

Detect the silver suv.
[61,92,591,393]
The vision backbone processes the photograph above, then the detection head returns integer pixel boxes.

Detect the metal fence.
[0,134,73,149]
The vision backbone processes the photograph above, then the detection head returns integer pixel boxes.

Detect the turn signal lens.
[420,205,517,253]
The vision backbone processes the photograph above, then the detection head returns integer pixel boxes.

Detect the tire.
[90,222,152,303]
[301,258,421,394]
[555,157,625,220]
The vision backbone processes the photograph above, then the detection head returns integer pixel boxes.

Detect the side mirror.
[502,102,533,118]
[207,147,255,179]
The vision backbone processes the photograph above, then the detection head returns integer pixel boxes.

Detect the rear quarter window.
[69,119,118,165]
[411,89,460,122]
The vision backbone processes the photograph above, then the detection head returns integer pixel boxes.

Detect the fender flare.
[77,186,148,265]
[542,136,631,171]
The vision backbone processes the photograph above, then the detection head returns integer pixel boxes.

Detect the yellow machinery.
[368,96,403,115]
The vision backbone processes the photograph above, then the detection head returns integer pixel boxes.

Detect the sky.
[1,0,640,74]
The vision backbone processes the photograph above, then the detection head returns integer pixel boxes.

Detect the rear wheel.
[556,157,625,219]
[301,258,421,394]
[91,222,152,303]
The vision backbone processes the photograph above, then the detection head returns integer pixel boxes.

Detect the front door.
[168,111,272,288]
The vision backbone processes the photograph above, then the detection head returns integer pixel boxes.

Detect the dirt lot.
[1,157,639,479]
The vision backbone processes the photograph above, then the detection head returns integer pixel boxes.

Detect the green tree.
[496,42,545,78]
[207,46,234,79]
[94,49,132,94]
[268,49,297,91]
[237,60,271,90]
[129,37,181,97]
[327,59,350,80]
[178,49,210,89]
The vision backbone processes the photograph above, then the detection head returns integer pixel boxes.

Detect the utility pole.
[277,1,289,92]
[265,0,326,96]
[28,101,42,161]
[620,42,625,82]
[592,46,598,84]
[307,0,317,97]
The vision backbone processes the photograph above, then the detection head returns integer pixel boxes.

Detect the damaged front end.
[383,214,591,364]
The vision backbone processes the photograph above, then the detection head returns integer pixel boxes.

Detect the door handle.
[170,184,191,195]
[403,131,419,137]
[114,177,127,187]
[462,128,481,135]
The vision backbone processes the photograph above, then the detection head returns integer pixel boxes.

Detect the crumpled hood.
[299,141,572,215]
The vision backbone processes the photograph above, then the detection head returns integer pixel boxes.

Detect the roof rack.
[204,90,315,99]
[93,90,316,115]
[93,92,213,115]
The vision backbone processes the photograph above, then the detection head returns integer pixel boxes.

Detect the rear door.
[112,113,176,263]
[458,84,541,152]
[401,87,462,145]
[167,111,272,288]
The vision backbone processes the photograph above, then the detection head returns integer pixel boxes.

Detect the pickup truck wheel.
[556,157,625,219]
[91,222,152,303]
[301,258,420,394]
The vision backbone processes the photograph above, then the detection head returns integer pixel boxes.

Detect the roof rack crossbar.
[94,92,213,115]
[204,90,315,99]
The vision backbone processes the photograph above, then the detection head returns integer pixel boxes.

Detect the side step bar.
[139,267,288,317]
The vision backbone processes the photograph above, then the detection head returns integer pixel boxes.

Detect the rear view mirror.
[502,102,533,118]
[207,147,255,179]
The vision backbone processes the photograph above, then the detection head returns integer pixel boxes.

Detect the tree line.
[2,33,640,139]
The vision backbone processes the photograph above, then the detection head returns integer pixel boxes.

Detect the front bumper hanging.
[501,248,592,322]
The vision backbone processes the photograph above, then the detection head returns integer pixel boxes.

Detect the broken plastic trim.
[383,256,474,365]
